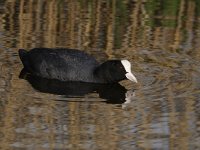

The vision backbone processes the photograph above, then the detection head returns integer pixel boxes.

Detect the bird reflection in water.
[19,69,136,107]
[122,90,135,110]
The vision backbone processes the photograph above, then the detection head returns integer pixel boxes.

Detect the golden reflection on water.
[0,0,200,149]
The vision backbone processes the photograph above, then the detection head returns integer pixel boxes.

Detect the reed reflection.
[19,69,135,105]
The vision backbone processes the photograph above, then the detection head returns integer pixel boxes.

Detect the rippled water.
[0,1,200,150]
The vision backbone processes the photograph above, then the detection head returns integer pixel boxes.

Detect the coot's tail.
[18,49,27,60]
[18,49,29,69]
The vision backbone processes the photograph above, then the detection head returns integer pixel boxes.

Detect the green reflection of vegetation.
[196,0,200,16]
[145,0,181,28]
[114,0,128,49]
[162,0,180,27]
[76,0,184,48]
[162,0,180,16]
[55,0,199,49]
[145,0,159,27]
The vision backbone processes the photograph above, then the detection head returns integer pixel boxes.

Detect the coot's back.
[19,48,99,82]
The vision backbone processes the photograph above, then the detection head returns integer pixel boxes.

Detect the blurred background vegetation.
[0,0,199,55]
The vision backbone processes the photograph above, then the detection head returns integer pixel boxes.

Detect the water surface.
[0,1,200,150]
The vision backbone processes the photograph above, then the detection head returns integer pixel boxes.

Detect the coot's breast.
[26,48,100,82]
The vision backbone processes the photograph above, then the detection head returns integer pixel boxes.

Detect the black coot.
[18,48,137,83]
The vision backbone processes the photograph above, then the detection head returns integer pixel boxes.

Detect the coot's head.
[95,60,137,83]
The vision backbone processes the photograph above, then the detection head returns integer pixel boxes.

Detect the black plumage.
[18,48,127,83]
